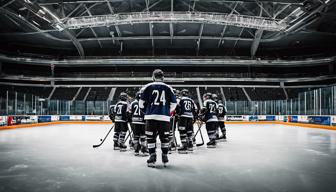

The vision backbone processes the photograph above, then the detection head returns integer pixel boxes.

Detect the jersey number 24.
[152,90,166,106]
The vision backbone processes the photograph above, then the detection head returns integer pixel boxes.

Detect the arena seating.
[223,88,248,101]
[86,87,111,101]
[75,87,89,101]
[245,88,287,101]
[51,88,79,100]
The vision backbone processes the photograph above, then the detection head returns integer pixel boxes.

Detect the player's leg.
[218,121,226,139]
[158,121,171,165]
[206,122,217,148]
[186,118,194,152]
[119,122,128,151]
[139,124,148,156]
[146,120,158,167]
[113,122,121,150]
[132,124,141,156]
[177,117,188,154]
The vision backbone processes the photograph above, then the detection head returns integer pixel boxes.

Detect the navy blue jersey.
[139,82,177,122]
[202,99,218,122]
[129,100,145,125]
[113,101,128,122]
[217,103,227,121]
[177,96,198,119]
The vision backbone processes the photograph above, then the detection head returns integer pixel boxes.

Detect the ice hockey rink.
[0,123,335,192]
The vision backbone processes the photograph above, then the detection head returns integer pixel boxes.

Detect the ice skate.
[147,154,157,168]
[206,139,216,148]
[178,144,188,154]
[140,145,149,156]
[134,143,140,156]
[113,142,120,150]
[119,143,127,152]
[187,141,193,152]
[162,154,169,167]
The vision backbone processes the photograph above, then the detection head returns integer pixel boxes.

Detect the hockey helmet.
[203,92,212,100]
[181,89,189,96]
[119,92,128,101]
[212,94,218,101]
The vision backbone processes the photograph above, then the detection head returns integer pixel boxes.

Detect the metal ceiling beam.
[64,12,287,31]
[196,23,204,56]
[0,54,334,67]
[141,0,163,12]
[1,81,332,89]
[77,35,255,41]
[84,5,103,48]
[2,74,335,83]
[250,29,263,58]
[38,0,124,6]
[169,0,174,44]
[217,2,239,47]
[250,2,263,58]
[149,23,155,55]
[1,0,15,8]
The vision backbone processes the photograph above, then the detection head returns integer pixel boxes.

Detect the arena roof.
[0,0,335,59]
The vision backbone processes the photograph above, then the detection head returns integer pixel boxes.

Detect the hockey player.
[199,92,218,148]
[217,100,227,140]
[176,89,198,153]
[139,69,177,167]
[129,91,148,156]
[113,92,129,152]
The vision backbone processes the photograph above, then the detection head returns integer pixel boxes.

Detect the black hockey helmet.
[119,92,128,101]
[135,91,141,100]
[152,69,164,81]
[212,94,218,101]
[181,89,189,96]
[203,92,212,100]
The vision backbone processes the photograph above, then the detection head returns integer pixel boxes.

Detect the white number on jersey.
[152,90,166,106]
[133,104,140,115]
[184,100,192,111]
[218,107,223,114]
[117,105,123,115]
[209,103,215,113]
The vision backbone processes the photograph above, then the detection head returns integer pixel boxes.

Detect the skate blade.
[207,145,216,148]
[134,153,140,156]
[147,163,156,168]
[141,153,149,157]
[120,149,127,152]
[113,147,120,150]
[163,163,168,167]
[178,151,188,154]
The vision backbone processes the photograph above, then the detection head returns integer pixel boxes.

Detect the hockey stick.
[93,124,115,148]
[125,124,133,143]
[172,116,178,149]
[194,122,204,147]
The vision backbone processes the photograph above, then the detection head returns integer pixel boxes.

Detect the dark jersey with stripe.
[139,82,177,122]
[177,96,198,119]
[217,103,227,121]
[113,101,128,122]
[129,100,145,125]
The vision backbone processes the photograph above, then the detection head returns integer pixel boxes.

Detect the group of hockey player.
[108,69,227,167]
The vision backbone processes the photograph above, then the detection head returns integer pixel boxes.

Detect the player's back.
[203,99,218,122]
[140,82,176,122]
[114,101,128,122]
[179,96,196,119]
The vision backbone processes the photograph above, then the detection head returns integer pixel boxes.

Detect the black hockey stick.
[193,122,204,147]
[125,125,133,143]
[93,124,115,148]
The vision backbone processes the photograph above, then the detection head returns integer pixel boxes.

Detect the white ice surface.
[0,123,336,192]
